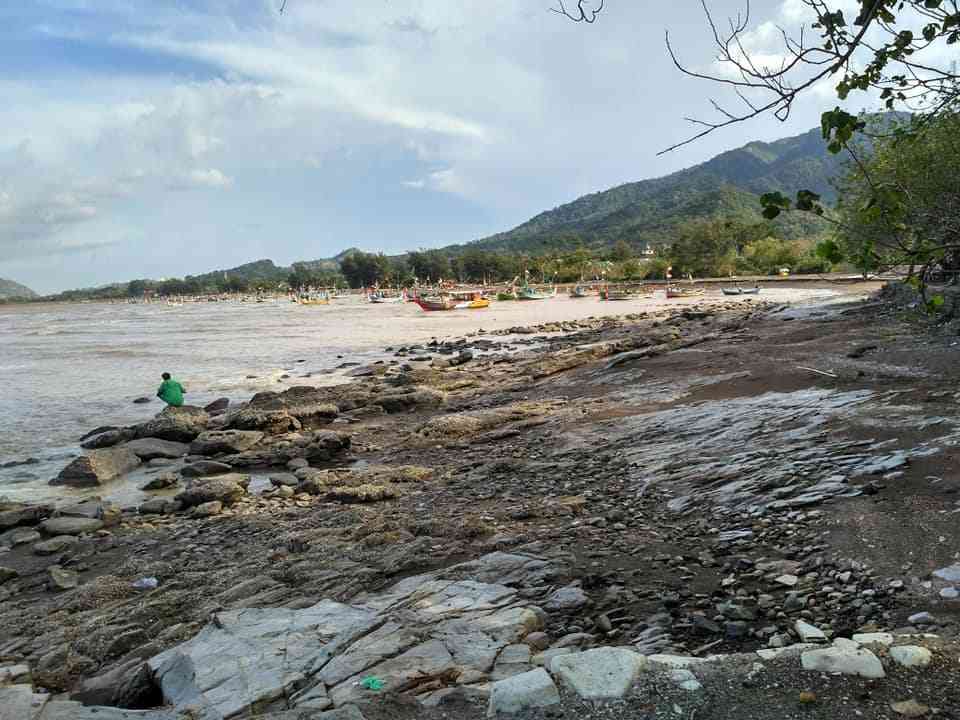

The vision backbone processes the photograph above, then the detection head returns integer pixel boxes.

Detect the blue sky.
[1,0,878,292]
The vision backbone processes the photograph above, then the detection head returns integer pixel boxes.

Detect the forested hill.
[461,125,848,254]
[0,277,38,300]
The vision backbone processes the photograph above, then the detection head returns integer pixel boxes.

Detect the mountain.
[187,259,288,285]
[459,125,849,254]
[0,277,38,300]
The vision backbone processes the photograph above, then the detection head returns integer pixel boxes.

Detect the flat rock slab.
[933,563,960,583]
[145,552,559,719]
[801,646,885,678]
[123,438,189,460]
[487,668,560,717]
[190,430,264,456]
[33,535,79,555]
[549,647,647,699]
[41,517,104,536]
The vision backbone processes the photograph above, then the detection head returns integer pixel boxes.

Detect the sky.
[0,0,887,293]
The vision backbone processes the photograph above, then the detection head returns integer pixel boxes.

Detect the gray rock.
[139,498,183,515]
[123,438,189,460]
[889,645,932,668]
[190,429,264,456]
[933,563,960,583]
[81,428,135,450]
[0,527,41,547]
[801,646,885,678]
[51,447,141,487]
[0,503,52,529]
[175,473,249,508]
[270,473,300,488]
[204,397,231,415]
[940,587,959,600]
[908,612,937,626]
[0,566,18,584]
[142,473,179,491]
[544,584,589,612]
[144,552,556,719]
[191,501,223,518]
[134,405,209,443]
[58,500,104,520]
[41,516,104,536]
[549,647,646,699]
[668,668,703,692]
[487,668,560,717]
[33,535,79,555]
[794,619,826,643]
[181,460,233,477]
[48,565,79,591]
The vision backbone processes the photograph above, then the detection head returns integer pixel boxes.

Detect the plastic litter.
[132,577,159,590]
[360,676,384,692]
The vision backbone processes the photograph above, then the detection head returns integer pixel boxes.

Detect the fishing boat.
[496,290,517,301]
[368,291,405,304]
[295,291,331,305]
[666,286,705,299]
[600,285,645,301]
[721,286,761,296]
[517,285,557,301]
[413,296,459,312]
[569,285,592,298]
[449,290,490,309]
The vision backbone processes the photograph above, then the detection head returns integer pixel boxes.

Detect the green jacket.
[157,379,186,407]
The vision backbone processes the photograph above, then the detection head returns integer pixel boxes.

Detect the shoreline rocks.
[50,447,141,487]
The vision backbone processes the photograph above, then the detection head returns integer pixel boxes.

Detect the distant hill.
[454,125,854,254]
[187,259,288,285]
[0,277,38,300]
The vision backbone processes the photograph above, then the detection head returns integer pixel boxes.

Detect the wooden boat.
[449,290,490,309]
[517,285,557,300]
[413,296,458,312]
[722,286,761,296]
[600,286,638,301]
[369,292,405,304]
[666,286,705,299]
[569,285,592,298]
[295,291,331,305]
[496,291,517,301]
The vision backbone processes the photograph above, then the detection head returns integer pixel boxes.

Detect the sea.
[0,286,843,504]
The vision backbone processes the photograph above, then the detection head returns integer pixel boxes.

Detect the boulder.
[0,502,52,529]
[59,500,105,520]
[0,566,18,584]
[544,585,589,612]
[34,535,80,556]
[228,387,339,434]
[81,428,135,450]
[204,397,231,415]
[72,660,157,708]
[375,388,445,414]
[801,646,885,678]
[181,461,234,477]
[487,668,560,717]
[41,516,104,536]
[176,474,250,508]
[191,501,223,518]
[139,498,183,515]
[48,565,79,591]
[0,527,41,548]
[304,431,352,463]
[51,447,141,487]
[142,473,179,491]
[123,438,189,460]
[134,405,209,443]
[549,647,647,699]
[190,430,264,456]
[889,645,932,668]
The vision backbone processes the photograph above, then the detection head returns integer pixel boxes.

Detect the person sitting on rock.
[156,372,186,407]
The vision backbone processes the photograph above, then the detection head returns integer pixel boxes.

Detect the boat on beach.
[413,296,459,312]
[600,285,650,301]
[722,286,761,296]
[449,290,490,309]
[368,291,405,304]
[569,285,593,298]
[517,285,557,300]
[666,286,705,299]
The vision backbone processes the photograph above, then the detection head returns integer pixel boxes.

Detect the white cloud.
[188,168,233,188]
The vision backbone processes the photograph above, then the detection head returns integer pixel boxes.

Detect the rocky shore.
[2,287,960,719]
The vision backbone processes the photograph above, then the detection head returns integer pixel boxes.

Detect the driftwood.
[797,366,839,378]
